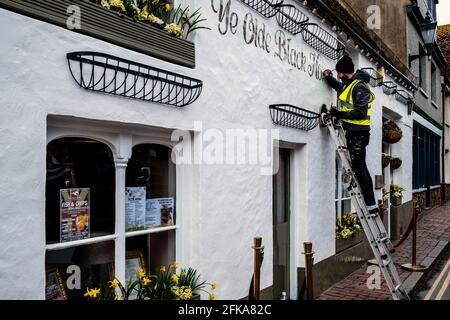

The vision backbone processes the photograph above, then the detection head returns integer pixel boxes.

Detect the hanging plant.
[382,153,391,168]
[390,156,402,170]
[383,120,402,144]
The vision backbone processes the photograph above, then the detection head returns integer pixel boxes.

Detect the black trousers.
[345,131,376,207]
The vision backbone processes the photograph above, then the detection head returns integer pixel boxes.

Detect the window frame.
[45,117,193,290]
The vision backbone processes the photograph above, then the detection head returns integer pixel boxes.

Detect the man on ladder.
[321,57,409,300]
[323,56,379,216]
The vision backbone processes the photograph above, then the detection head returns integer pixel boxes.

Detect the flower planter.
[269,104,320,131]
[383,129,402,144]
[390,158,402,170]
[391,196,402,206]
[336,232,364,253]
[382,155,391,168]
[0,0,195,68]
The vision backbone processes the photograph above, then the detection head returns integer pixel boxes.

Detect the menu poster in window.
[125,187,146,231]
[60,188,90,242]
[146,197,174,227]
[45,268,67,300]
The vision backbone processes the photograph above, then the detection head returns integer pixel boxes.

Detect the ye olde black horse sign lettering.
[210,0,323,80]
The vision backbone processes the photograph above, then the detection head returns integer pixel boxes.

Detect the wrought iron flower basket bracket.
[395,89,413,105]
[67,52,203,108]
[382,81,397,95]
[269,104,320,131]
[240,0,284,18]
[301,23,345,60]
[275,4,309,35]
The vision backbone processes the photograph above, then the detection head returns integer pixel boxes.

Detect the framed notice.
[146,197,174,227]
[125,250,146,300]
[125,187,146,231]
[45,268,67,300]
[60,188,90,242]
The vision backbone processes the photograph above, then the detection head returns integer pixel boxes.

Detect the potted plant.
[383,120,403,144]
[383,184,404,206]
[83,262,216,300]
[390,156,402,170]
[335,213,363,252]
[382,153,391,169]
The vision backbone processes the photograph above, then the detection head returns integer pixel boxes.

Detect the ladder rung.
[379,236,389,243]
[366,213,378,219]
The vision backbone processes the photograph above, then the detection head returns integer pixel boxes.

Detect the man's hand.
[323,69,332,78]
[330,107,344,119]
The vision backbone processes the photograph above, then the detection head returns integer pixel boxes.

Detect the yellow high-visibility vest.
[338,80,375,126]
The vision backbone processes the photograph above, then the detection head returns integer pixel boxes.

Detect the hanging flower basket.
[382,81,397,95]
[240,0,284,18]
[275,4,309,35]
[383,120,402,144]
[382,154,391,168]
[390,157,402,170]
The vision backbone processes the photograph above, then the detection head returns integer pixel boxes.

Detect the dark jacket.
[325,69,372,132]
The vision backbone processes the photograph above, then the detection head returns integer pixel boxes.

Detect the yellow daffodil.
[181,271,186,276]
[170,262,178,269]
[209,293,216,300]
[109,278,120,288]
[211,282,217,290]
[143,277,152,285]
[160,266,166,273]
[165,3,170,12]
[171,274,179,283]
[92,288,101,298]
[84,288,92,297]
[115,292,123,300]
[152,0,159,4]
[138,268,146,279]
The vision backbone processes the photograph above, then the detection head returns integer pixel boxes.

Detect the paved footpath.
[318,201,450,300]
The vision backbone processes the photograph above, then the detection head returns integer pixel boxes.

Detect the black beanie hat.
[336,55,355,73]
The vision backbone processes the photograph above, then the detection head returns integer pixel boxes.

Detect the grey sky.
[437,1,450,25]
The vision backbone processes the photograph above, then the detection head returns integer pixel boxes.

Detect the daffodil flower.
[109,278,120,288]
[209,293,216,300]
[138,268,146,279]
[211,282,217,290]
[143,277,152,286]
[171,274,179,283]
[160,266,166,273]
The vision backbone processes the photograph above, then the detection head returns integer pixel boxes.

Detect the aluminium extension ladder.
[320,105,409,300]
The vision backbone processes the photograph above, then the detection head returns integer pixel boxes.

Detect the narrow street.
[413,244,450,300]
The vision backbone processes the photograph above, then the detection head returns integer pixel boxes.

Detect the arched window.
[45,137,115,300]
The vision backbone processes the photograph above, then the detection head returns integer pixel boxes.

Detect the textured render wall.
[342,0,410,65]
[0,0,413,299]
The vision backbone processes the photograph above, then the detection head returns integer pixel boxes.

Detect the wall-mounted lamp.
[407,100,415,115]
[408,19,437,68]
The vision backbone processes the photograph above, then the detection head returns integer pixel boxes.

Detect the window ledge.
[0,0,195,68]
[432,101,439,109]
[419,88,429,99]
[46,234,117,251]
[126,225,178,238]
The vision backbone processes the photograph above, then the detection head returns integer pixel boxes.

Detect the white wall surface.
[0,0,413,299]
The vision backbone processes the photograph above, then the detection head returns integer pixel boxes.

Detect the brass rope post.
[401,201,427,272]
[252,237,264,300]
[303,242,314,300]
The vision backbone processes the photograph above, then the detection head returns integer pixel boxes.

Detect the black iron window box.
[382,81,398,95]
[301,23,345,60]
[395,90,413,105]
[239,0,283,18]
[67,52,203,108]
[275,4,309,35]
[0,0,195,68]
[269,104,320,131]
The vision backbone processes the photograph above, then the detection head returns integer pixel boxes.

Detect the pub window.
[45,137,115,300]
[124,143,176,285]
